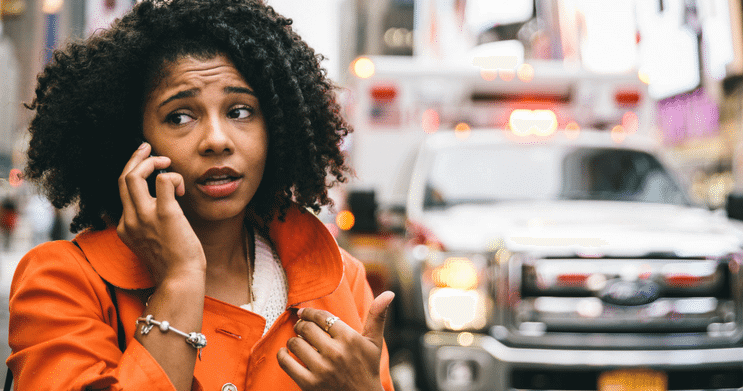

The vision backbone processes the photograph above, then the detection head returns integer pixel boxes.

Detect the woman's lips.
[196,167,242,198]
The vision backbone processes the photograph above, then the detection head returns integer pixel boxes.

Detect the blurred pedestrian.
[6,1,395,390]
[0,197,17,251]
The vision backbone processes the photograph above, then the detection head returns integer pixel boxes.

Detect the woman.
[7,0,395,390]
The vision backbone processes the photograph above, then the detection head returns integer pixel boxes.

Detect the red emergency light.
[557,273,590,287]
[664,273,704,288]
[370,85,397,101]
[614,90,641,107]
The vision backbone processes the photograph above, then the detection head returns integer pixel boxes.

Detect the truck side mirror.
[348,190,378,233]
[726,193,743,221]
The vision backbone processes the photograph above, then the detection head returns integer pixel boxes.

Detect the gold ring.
[324,316,340,332]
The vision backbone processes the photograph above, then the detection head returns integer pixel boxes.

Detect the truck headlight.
[432,257,479,290]
[429,288,488,330]
[422,253,493,331]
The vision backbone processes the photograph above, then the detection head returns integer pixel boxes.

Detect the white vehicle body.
[408,132,742,259]
[345,56,654,210]
[342,56,743,391]
[405,130,743,391]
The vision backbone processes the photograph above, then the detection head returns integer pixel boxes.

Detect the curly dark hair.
[24,0,351,233]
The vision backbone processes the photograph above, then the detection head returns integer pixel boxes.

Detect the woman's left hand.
[277,291,395,391]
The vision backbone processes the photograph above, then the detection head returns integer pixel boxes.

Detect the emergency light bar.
[509,109,558,137]
[348,56,651,136]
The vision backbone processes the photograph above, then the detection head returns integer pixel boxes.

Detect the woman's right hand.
[116,142,207,285]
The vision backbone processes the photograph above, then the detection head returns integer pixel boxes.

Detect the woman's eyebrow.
[159,89,198,108]
[225,86,256,96]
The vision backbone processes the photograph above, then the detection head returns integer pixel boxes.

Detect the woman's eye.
[166,113,193,125]
[228,107,252,120]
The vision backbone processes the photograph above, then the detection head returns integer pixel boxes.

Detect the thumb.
[362,291,395,348]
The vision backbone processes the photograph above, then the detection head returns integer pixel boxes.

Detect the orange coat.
[7,206,394,390]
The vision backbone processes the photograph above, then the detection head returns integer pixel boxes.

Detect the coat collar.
[74,206,344,305]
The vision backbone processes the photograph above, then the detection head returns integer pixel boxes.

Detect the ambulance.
[338,55,743,391]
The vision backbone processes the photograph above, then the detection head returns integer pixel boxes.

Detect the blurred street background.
[6,0,743,390]
[2,0,743,248]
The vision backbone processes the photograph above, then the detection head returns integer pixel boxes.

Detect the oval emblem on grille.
[600,279,661,306]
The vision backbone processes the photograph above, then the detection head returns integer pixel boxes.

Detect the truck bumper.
[420,331,743,391]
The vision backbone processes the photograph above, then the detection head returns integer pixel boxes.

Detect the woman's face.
[142,54,268,225]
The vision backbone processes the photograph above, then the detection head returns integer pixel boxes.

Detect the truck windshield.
[424,146,688,209]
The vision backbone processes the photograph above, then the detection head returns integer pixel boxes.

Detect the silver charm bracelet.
[136,314,207,360]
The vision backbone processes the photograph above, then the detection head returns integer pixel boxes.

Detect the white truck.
[338,56,743,391]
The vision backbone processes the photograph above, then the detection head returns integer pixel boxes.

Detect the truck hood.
[415,201,743,257]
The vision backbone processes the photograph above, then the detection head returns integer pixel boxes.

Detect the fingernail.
[297,308,304,317]
[138,142,148,150]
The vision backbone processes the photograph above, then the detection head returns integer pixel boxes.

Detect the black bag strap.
[103,277,127,352]
[4,365,12,391]
[4,241,126,390]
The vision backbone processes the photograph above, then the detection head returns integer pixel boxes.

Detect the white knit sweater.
[240,230,289,335]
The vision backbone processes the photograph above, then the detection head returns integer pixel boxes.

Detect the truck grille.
[497,255,743,348]
[510,367,743,390]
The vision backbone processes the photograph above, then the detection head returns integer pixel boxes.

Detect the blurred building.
[4,0,743,208]
[350,0,743,209]
[0,20,18,172]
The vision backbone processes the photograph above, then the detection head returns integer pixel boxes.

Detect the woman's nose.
[199,116,234,155]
